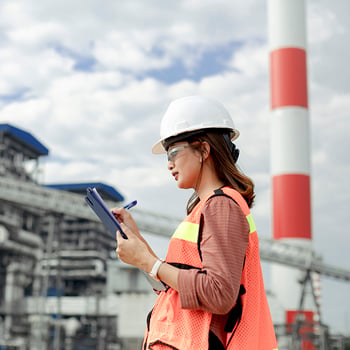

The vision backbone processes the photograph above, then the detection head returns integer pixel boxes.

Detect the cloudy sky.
[0,0,349,335]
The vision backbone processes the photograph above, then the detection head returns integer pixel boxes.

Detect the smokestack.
[268,0,316,348]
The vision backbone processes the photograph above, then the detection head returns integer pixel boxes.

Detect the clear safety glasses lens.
[167,144,188,162]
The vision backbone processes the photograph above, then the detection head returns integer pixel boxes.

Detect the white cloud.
[308,3,345,44]
[229,42,269,78]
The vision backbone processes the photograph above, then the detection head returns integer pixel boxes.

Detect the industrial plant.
[0,123,171,350]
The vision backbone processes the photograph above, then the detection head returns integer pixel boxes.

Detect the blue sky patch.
[53,43,97,72]
[0,88,30,102]
[145,41,242,83]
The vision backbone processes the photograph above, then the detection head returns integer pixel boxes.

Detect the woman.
[113,96,278,349]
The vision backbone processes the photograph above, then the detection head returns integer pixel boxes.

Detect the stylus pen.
[123,200,137,210]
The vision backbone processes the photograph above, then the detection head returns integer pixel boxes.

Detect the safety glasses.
[167,143,190,162]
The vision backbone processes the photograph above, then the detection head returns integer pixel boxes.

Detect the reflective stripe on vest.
[165,193,208,268]
[143,187,278,350]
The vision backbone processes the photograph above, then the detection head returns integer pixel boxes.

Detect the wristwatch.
[149,259,164,280]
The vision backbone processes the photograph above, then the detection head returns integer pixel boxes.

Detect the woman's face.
[167,142,202,189]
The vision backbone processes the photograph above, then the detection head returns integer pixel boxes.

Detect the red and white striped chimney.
[268,0,315,348]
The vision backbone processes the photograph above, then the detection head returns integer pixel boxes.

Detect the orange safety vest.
[143,187,278,350]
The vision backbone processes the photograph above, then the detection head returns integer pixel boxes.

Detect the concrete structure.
[0,124,157,350]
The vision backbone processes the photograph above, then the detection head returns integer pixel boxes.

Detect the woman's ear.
[201,142,210,161]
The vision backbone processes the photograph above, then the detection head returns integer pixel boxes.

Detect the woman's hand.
[111,207,157,266]
[112,207,179,290]
[111,207,140,238]
[116,223,157,272]
[112,207,157,257]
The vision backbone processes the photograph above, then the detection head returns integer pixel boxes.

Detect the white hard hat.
[152,95,240,154]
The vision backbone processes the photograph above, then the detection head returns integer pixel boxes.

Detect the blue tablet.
[85,187,128,239]
[85,187,166,292]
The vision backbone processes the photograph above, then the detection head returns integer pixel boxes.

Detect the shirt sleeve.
[177,195,249,314]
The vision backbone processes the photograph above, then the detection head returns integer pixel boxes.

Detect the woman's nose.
[167,161,174,171]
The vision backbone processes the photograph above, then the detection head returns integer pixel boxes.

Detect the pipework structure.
[0,124,157,350]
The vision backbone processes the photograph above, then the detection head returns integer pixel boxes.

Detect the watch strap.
[149,259,164,280]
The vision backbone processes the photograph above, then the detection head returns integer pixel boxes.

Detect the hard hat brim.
[152,128,240,154]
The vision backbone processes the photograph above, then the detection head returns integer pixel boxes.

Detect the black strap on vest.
[225,284,246,347]
[212,188,239,204]
[214,188,225,196]
[209,330,226,350]
[213,188,247,340]
[168,262,201,270]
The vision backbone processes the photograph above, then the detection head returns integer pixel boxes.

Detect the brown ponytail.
[185,131,255,214]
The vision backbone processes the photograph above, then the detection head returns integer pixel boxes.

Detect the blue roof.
[0,123,49,156]
[45,182,124,202]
